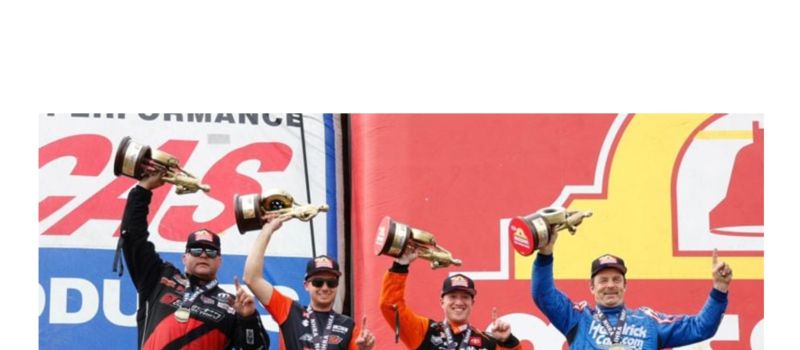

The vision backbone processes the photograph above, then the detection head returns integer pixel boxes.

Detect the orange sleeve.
[264,288,292,326]
[379,270,431,349]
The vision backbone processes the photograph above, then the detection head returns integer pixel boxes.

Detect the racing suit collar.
[446,320,470,334]
[597,304,625,315]
[187,273,215,287]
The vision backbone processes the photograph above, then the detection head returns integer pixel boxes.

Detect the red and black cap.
[305,255,342,280]
[591,254,627,278]
[441,273,476,297]
[186,229,221,253]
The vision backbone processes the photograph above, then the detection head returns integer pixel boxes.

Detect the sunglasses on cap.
[187,247,219,258]
[309,278,339,288]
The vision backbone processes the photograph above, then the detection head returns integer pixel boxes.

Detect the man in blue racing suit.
[531,229,732,349]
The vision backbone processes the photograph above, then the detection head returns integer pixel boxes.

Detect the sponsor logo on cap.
[315,257,334,268]
[194,230,214,242]
[451,275,469,287]
[598,255,618,264]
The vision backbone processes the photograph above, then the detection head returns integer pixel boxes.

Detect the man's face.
[440,290,474,325]
[304,272,339,309]
[590,268,626,307]
[182,246,222,280]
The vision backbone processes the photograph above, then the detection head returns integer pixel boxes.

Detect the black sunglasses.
[309,278,339,288]
[187,247,219,258]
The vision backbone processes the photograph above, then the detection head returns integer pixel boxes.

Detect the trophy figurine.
[234,189,329,234]
[113,136,211,195]
[375,216,462,269]
[508,207,593,256]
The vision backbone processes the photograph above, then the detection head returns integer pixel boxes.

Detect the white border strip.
[551,113,628,207]
[453,113,628,281]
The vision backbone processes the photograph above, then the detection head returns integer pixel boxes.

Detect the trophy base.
[509,214,550,256]
[375,216,410,257]
[234,193,264,234]
[113,136,151,179]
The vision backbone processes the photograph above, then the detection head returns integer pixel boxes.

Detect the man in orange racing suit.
[244,215,376,350]
[379,249,522,350]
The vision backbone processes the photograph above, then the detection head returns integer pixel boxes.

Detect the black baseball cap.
[441,273,476,297]
[186,229,221,253]
[591,254,627,278]
[304,255,342,280]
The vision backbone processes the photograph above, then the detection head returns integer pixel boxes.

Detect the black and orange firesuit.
[379,263,522,350]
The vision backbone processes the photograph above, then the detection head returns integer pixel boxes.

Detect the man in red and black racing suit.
[119,173,269,349]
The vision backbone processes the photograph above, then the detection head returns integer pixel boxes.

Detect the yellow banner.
[515,114,764,280]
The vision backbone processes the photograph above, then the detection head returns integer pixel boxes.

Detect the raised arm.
[531,230,582,336]
[711,248,733,293]
[242,215,290,308]
[378,250,431,350]
[120,173,166,297]
[657,249,731,348]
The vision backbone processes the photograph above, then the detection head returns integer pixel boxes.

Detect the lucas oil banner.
[38,113,345,349]
[351,114,763,350]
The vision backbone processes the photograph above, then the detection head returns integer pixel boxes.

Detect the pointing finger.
[362,315,368,330]
[234,276,241,291]
[712,248,718,267]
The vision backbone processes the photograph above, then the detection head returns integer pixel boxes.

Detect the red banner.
[350,114,763,350]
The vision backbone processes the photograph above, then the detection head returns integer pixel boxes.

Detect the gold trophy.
[375,216,462,269]
[113,136,211,195]
[234,189,329,234]
[508,207,593,256]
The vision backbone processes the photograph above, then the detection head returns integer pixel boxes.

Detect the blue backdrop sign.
[39,113,344,349]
